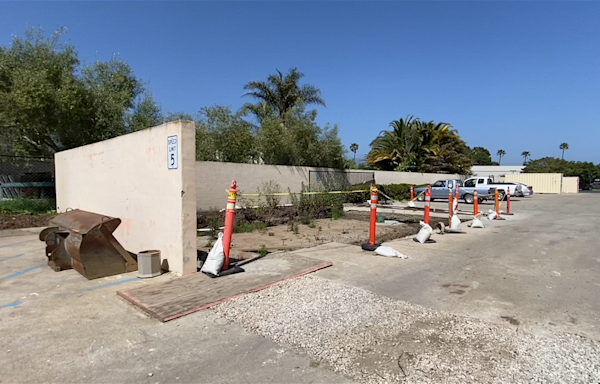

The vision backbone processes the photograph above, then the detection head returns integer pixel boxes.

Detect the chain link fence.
[0,155,55,213]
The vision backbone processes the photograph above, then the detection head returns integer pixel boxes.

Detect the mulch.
[0,214,55,230]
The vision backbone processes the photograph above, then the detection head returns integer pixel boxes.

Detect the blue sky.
[1,1,599,165]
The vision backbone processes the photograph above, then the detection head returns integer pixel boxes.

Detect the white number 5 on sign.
[167,135,178,169]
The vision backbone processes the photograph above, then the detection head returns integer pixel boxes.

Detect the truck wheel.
[417,194,425,202]
[463,194,474,204]
[478,198,483,204]
[498,191,506,201]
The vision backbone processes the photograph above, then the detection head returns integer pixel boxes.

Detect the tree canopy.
[243,67,325,119]
[525,157,599,185]
[469,147,493,165]
[366,116,472,174]
[0,27,161,156]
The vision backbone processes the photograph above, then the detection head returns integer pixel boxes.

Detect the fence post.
[474,189,479,215]
[222,180,237,271]
[424,187,431,225]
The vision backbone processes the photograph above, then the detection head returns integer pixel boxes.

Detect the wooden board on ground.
[118,252,332,322]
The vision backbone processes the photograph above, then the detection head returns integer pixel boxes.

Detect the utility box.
[137,250,161,278]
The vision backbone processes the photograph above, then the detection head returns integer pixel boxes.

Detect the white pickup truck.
[463,177,521,201]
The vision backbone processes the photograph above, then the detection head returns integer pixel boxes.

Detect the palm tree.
[366,116,449,171]
[497,149,506,165]
[242,68,326,119]
[559,142,569,160]
[521,151,531,164]
[350,143,359,163]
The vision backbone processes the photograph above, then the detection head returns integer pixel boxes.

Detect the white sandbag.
[201,232,225,275]
[407,200,416,208]
[415,221,433,243]
[487,209,497,221]
[471,213,485,228]
[374,245,409,259]
[450,214,461,230]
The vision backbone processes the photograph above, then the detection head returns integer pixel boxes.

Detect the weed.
[268,232,275,236]
[234,221,269,234]
[308,219,316,229]
[292,222,300,235]
[258,244,268,257]
[331,207,344,220]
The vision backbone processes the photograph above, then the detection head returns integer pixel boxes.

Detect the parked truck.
[414,179,494,204]
[463,177,521,200]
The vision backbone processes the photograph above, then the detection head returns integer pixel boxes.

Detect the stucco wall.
[195,161,460,210]
[55,121,197,275]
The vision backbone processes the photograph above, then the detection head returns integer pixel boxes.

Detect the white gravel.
[212,275,600,383]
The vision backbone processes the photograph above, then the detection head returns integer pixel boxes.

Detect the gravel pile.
[212,276,600,383]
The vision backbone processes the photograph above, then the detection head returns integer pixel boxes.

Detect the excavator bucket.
[40,209,137,280]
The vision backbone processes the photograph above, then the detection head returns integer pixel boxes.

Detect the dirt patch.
[501,315,520,326]
[0,214,54,230]
[197,217,420,261]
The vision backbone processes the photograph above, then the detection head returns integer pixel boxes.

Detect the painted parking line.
[76,277,140,293]
[0,248,46,262]
[0,239,37,249]
[56,277,140,297]
[0,254,24,262]
[1,266,41,280]
[0,301,23,309]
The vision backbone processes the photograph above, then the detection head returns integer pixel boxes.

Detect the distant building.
[471,165,525,181]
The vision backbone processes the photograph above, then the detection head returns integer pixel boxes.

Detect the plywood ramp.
[118,252,332,322]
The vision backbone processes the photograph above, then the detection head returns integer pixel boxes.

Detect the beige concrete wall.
[561,177,579,194]
[55,121,197,275]
[505,173,563,194]
[373,170,460,185]
[195,161,460,210]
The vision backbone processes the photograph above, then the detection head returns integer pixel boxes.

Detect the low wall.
[55,121,197,275]
[195,161,460,210]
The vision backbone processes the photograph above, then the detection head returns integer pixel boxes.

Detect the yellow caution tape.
[234,189,371,197]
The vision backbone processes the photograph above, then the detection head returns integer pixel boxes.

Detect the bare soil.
[196,211,451,261]
[0,214,55,230]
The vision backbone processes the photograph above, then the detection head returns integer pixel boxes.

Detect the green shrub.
[0,198,56,215]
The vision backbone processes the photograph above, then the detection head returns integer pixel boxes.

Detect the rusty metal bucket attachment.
[40,209,137,280]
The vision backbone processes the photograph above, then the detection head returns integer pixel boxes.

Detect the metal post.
[222,180,237,271]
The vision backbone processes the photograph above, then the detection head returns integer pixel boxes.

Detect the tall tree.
[350,143,358,163]
[496,149,506,165]
[559,142,569,160]
[195,106,258,163]
[0,27,148,156]
[469,146,493,165]
[366,116,471,173]
[242,68,325,119]
[521,151,531,164]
